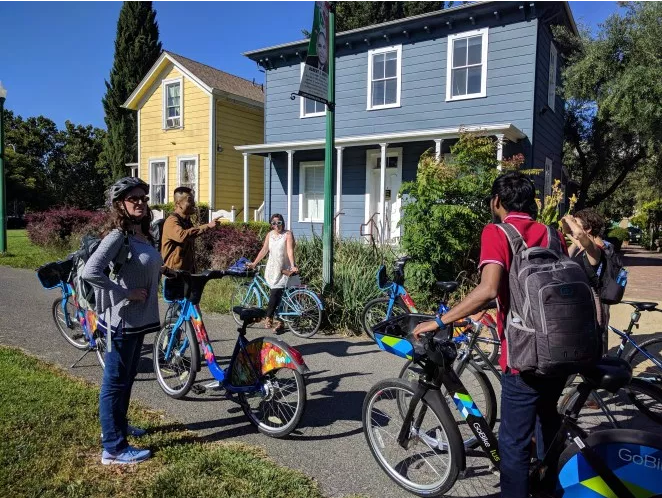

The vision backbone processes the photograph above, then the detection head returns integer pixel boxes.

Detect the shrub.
[26,208,98,249]
[607,226,629,243]
[195,222,269,271]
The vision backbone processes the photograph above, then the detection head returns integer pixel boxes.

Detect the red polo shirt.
[478,213,568,373]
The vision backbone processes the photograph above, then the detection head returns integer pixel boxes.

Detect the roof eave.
[212,88,264,109]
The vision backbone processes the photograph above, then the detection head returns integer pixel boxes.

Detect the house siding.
[215,99,264,215]
[139,64,210,204]
[264,13,538,165]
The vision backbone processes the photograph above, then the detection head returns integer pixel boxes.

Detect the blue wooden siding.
[531,15,565,194]
[265,13,538,162]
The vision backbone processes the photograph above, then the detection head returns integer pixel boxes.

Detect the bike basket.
[36,259,73,289]
[371,313,432,360]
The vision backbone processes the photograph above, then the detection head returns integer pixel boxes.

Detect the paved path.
[0,266,500,498]
[621,245,662,302]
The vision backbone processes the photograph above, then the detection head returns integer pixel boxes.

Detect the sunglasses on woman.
[125,195,149,205]
[271,220,283,226]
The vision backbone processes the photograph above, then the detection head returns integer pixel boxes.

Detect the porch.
[235,123,526,242]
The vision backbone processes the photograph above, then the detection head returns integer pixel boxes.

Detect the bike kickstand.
[70,347,93,368]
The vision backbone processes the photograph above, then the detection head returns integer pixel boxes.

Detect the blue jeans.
[498,372,566,498]
[100,330,145,454]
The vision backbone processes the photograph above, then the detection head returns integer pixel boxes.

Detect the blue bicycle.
[230,262,324,338]
[37,258,107,368]
[153,269,308,438]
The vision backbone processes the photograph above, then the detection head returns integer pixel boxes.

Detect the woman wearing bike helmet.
[82,177,162,465]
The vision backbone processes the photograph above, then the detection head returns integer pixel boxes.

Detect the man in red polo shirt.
[414,171,568,498]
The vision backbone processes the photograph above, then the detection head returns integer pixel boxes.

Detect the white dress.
[264,231,289,289]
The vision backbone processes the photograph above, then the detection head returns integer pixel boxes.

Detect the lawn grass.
[0,346,329,498]
[0,229,69,270]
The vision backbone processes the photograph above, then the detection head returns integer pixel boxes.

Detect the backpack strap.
[109,233,131,280]
[546,226,563,254]
[496,223,527,256]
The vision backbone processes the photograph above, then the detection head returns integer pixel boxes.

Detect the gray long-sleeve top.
[82,229,162,335]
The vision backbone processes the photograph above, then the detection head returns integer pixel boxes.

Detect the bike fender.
[244,337,309,376]
[419,382,467,473]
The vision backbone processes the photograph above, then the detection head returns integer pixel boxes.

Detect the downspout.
[209,95,216,219]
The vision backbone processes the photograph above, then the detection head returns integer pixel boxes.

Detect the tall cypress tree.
[102,1,162,180]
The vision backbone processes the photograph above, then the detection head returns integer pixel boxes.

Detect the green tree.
[556,2,662,213]
[101,1,162,180]
[335,2,447,32]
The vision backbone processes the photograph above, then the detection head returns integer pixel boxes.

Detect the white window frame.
[299,63,326,118]
[298,161,324,223]
[162,77,184,129]
[367,44,402,111]
[148,157,169,205]
[548,42,558,111]
[177,154,200,197]
[446,27,489,102]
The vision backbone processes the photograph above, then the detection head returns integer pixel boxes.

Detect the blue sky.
[0,1,623,129]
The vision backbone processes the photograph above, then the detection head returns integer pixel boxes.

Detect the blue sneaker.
[101,445,151,465]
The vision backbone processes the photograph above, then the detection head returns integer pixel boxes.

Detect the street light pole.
[322,4,335,292]
[0,81,7,254]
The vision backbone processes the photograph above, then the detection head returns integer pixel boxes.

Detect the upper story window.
[548,43,558,111]
[367,45,402,110]
[300,63,326,118]
[446,28,489,101]
[163,78,183,129]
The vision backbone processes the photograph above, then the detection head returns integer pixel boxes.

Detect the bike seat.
[623,300,659,312]
[579,357,632,393]
[435,281,458,293]
[233,306,266,322]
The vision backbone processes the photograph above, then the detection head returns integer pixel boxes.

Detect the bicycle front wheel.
[363,378,463,497]
[239,367,306,438]
[472,323,499,366]
[399,359,497,449]
[627,337,662,385]
[153,320,200,399]
[231,283,262,326]
[95,328,107,369]
[362,297,408,339]
[52,297,88,350]
[282,289,322,338]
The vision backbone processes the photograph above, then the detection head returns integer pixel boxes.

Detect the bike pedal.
[204,381,222,391]
[191,384,206,395]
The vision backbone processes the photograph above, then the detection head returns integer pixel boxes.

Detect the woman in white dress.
[247,214,298,331]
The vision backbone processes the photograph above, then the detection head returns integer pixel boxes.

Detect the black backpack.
[150,218,165,253]
[583,243,626,305]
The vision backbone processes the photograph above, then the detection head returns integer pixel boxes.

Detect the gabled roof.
[123,51,264,110]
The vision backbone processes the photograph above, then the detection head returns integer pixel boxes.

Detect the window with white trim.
[300,64,326,117]
[544,157,553,198]
[548,43,558,111]
[150,160,167,204]
[164,80,182,128]
[446,28,489,101]
[178,156,198,195]
[300,162,324,222]
[367,45,402,110]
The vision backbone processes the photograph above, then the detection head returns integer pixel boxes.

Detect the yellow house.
[123,51,265,221]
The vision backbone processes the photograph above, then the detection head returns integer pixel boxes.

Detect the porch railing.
[254,202,265,222]
[211,206,236,223]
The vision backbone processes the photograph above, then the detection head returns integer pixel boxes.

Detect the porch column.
[434,139,443,161]
[335,146,344,236]
[287,150,294,230]
[496,134,504,170]
[379,143,388,243]
[243,153,249,222]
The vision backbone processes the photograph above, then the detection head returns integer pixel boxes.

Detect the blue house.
[236,1,578,242]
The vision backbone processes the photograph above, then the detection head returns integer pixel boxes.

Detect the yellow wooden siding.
[139,65,210,204]
[215,99,264,218]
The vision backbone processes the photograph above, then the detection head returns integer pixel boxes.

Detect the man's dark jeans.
[499,371,567,498]
[100,331,145,454]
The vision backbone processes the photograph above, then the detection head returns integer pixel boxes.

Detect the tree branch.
[586,151,645,207]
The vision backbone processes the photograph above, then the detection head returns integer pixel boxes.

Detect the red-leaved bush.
[26,208,100,248]
[195,224,264,271]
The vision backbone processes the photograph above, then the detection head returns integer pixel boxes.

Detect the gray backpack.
[498,223,600,375]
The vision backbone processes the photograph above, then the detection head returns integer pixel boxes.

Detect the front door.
[366,149,403,243]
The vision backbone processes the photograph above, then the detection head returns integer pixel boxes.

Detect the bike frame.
[378,270,420,315]
[243,272,323,319]
[165,298,270,394]
[609,310,662,379]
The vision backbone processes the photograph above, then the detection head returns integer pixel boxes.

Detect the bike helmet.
[109,177,149,202]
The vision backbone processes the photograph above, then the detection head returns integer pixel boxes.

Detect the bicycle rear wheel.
[399,359,497,449]
[95,328,107,369]
[362,297,409,339]
[363,378,463,497]
[239,367,306,438]
[153,320,200,399]
[52,297,88,350]
[472,323,499,366]
[627,337,662,385]
[282,289,322,338]
[231,284,262,326]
